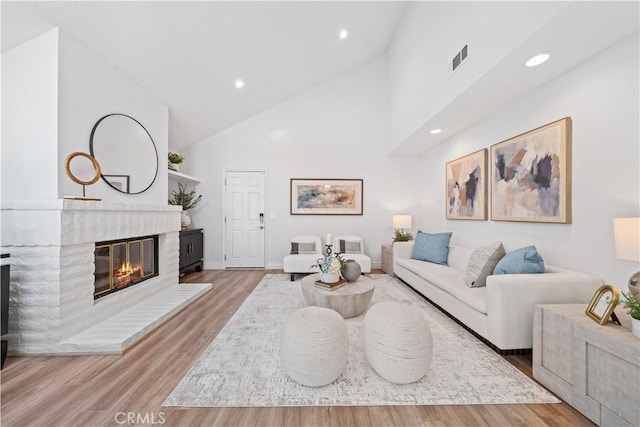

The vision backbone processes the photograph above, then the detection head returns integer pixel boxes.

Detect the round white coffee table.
[300,273,375,318]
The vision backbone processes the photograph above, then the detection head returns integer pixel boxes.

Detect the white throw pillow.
[290,242,316,254]
[465,242,506,287]
[339,239,361,254]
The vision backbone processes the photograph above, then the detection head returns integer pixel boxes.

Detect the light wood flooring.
[0,270,594,427]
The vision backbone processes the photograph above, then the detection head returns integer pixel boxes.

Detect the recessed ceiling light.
[235,79,244,89]
[339,29,349,40]
[525,53,551,67]
[430,128,442,135]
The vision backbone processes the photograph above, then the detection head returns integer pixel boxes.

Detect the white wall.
[1,29,59,199]
[2,29,168,204]
[185,57,422,269]
[387,1,568,150]
[58,32,168,203]
[416,33,639,287]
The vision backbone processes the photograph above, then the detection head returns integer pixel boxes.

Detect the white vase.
[321,272,339,283]
[181,210,191,228]
[169,162,180,172]
[632,318,640,338]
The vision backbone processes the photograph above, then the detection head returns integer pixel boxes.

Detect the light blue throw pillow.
[411,231,452,265]
[493,245,545,275]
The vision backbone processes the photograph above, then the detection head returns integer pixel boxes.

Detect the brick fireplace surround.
[1,200,211,354]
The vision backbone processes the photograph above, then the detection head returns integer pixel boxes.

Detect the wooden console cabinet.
[533,304,639,426]
[179,228,204,274]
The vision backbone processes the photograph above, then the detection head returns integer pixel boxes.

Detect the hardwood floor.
[0,270,594,427]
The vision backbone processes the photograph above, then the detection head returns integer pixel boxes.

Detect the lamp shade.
[613,218,640,261]
[393,214,412,229]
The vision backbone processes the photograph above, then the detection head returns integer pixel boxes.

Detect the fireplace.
[94,235,159,300]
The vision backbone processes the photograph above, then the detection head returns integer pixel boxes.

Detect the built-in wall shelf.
[168,169,201,186]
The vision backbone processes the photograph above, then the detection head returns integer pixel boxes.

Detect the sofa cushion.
[291,242,316,254]
[493,245,545,275]
[411,231,452,265]
[447,246,473,272]
[396,258,487,314]
[339,239,361,254]
[465,242,506,287]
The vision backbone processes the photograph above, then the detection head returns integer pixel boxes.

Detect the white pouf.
[280,306,349,387]
[364,302,433,384]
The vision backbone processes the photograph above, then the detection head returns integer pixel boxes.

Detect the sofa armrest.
[392,241,414,269]
[485,272,604,349]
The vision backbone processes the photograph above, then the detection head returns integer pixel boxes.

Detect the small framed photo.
[104,175,130,193]
[585,285,620,325]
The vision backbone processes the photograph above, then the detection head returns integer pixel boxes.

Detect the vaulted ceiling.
[2,1,407,149]
[3,2,639,153]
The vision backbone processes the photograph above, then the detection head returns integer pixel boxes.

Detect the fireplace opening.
[94,235,159,300]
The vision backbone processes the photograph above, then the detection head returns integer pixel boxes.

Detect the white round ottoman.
[280,306,349,387]
[363,302,433,384]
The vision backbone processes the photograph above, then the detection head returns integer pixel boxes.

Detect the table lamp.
[393,214,412,231]
[613,218,640,295]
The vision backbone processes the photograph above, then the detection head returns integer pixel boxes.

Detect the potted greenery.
[168,152,185,172]
[393,229,413,242]
[311,251,345,284]
[168,183,202,228]
[622,291,640,338]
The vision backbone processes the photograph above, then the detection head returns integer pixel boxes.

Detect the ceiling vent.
[447,44,468,77]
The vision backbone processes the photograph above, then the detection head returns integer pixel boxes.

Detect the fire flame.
[113,261,144,288]
[118,262,133,276]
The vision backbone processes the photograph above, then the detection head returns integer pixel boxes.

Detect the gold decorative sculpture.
[64,152,102,201]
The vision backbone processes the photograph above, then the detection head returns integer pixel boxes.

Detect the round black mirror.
[90,114,159,194]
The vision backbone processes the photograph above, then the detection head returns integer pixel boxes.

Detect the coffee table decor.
[341,259,361,282]
[310,243,345,284]
[314,277,347,291]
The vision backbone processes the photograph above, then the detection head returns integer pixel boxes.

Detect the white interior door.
[224,171,265,268]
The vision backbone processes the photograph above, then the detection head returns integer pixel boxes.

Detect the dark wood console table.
[179,229,204,274]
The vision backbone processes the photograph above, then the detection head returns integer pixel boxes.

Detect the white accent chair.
[332,235,371,273]
[283,235,323,281]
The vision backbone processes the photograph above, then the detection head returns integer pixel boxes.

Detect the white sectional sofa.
[393,241,604,351]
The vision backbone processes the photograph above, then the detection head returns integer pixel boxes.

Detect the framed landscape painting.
[290,178,363,215]
[491,117,572,223]
[445,149,487,220]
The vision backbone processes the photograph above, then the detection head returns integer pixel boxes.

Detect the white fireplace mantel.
[0,199,205,354]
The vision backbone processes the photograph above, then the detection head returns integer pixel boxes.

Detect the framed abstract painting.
[491,117,572,223]
[445,149,487,220]
[290,178,363,215]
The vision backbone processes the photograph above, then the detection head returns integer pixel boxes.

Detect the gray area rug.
[163,274,559,407]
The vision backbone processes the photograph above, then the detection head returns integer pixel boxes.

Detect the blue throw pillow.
[411,231,452,265]
[493,245,545,275]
